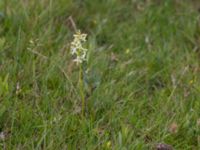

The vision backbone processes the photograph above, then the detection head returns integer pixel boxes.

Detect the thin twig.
[27,48,48,60]
[167,66,189,101]
[68,16,77,32]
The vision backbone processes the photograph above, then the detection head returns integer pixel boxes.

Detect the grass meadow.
[0,0,200,149]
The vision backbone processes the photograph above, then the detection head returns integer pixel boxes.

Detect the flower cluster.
[70,30,88,64]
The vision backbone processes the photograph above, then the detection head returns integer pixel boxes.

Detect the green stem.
[79,65,85,117]
[4,0,7,16]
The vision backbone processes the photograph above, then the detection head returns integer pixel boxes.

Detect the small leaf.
[111,52,119,62]
[169,122,178,134]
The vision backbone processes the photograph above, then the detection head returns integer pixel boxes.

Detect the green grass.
[0,0,200,149]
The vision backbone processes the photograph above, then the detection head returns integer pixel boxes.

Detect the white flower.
[70,30,88,64]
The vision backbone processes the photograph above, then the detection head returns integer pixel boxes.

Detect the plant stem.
[4,0,7,16]
[79,65,85,117]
